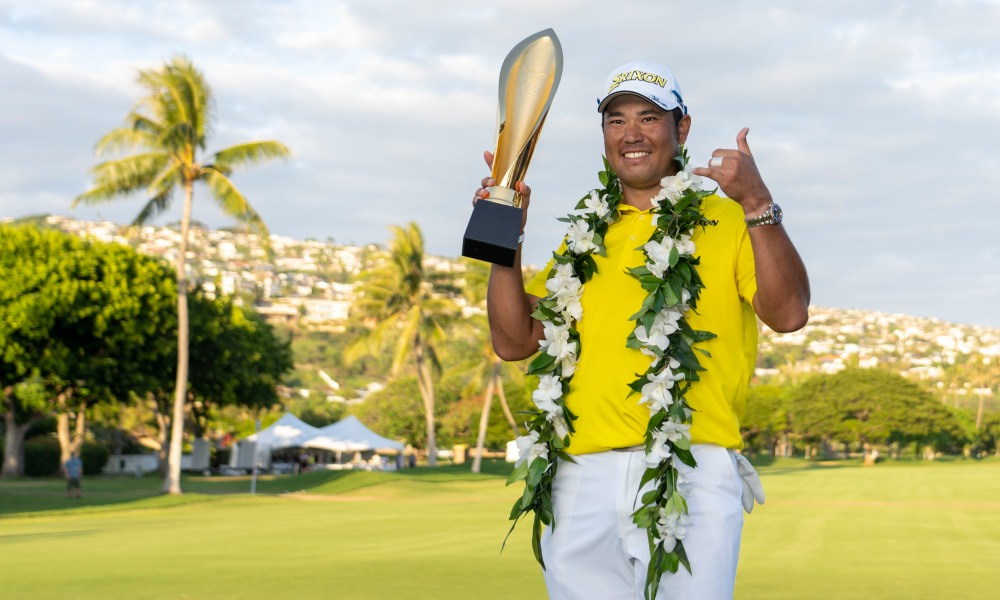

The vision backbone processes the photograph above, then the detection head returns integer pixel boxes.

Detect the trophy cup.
[462,28,563,267]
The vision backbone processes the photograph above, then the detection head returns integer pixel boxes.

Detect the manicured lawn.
[1,459,997,599]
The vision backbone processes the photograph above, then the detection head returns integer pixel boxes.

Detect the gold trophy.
[462,28,563,267]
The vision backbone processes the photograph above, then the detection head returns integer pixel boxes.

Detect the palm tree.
[346,223,456,466]
[74,55,290,494]
[457,258,524,473]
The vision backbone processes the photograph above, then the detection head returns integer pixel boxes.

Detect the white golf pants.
[540,444,744,600]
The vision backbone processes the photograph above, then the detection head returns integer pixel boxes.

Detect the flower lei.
[505,147,717,600]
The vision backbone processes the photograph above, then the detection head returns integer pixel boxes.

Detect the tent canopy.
[303,415,404,452]
[245,412,322,453]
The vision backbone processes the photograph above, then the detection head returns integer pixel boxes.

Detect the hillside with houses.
[10,214,998,412]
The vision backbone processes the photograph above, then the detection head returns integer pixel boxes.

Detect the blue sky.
[2,0,999,327]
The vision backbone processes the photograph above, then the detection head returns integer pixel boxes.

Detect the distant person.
[64,452,83,499]
[296,450,310,475]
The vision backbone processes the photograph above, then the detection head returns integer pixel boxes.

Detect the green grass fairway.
[1,459,998,599]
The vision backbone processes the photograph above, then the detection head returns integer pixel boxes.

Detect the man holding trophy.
[470,34,810,600]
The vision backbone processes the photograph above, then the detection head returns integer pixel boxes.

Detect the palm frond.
[146,161,184,200]
[211,141,291,175]
[162,122,198,154]
[424,342,443,379]
[130,112,165,138]
[95,126,158,156]
[343,312,402,365]
[391,306,422,376]
[73,152,172,207]
[133,190,175,225]
[168,55,212,146]
[198,167,271,240]
[135,55,212,152]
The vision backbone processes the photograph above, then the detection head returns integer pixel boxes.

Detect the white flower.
[514,430,549,468]
[540,323,578,366]
[644,427,673,467]
[681,162,704,190]
[634,323,670,357]
[558,353,577,378]
[553,293,583,322]
[640,369,675,412]
[545,266,584,322]
[676,471,694,497]
[651,309,682,338]
[584,190,611,218]
[650,187,669,209]
[658,172,693,205]
[531,374,572,436]
[644,237,676,279]
[551,413,571,439]
[546,263,578,294]
[675,233,696,257]
[533,373,563,405]
[539,321,579,376]
[566,219,598,254]
[655,509,691,551]
[660,419,691,444]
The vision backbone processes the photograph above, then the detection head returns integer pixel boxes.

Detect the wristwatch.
[745,202,783,228]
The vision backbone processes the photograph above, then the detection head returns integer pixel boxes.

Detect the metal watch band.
[745,202,781,228]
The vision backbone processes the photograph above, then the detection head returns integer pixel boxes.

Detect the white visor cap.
[597,61,686,115]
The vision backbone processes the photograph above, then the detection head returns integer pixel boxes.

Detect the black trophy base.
[462,200,522,267]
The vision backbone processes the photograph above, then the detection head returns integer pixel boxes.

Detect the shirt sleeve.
[524,240,565,298]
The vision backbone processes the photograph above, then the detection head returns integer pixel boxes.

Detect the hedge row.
[18,437,110,477]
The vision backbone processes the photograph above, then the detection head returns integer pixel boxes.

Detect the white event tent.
[304,415,405,453]
[229,413,320,470]
[230,413,404,470]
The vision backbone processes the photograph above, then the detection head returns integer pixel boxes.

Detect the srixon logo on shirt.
[607,70,669,93]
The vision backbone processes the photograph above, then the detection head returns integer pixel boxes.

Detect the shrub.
[80,442,110,475]
[23,437,61,477]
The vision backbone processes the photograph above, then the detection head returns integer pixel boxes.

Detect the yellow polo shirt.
[525,194,758,454]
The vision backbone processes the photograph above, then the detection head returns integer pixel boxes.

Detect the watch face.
[771,203,783,223]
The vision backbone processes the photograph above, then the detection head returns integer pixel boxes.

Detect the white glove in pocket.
[734,453,765,513]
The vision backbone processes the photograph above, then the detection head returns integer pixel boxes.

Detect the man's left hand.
[692,127,773,218]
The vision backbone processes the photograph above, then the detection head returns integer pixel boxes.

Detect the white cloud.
[1,0,999,327]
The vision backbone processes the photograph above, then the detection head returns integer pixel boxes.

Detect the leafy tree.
[741,384,790,458]
[350,377,434,449]
[346,223,458,466]
[285,395,347,428]
[2,379,48,477]
[972,411,1000,457]
[186,294,294,437]
[0,225,177,476]
[74,55,290,494]
[788,368,966,461]
[91,292,295,471]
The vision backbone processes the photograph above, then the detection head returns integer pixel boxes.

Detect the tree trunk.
[494,368,520,437]
[976,394,985,432]
[56,403,87,472]
[163,180,194,494]
[152,395,170,477]
[471,366,497,474]
[862,441,876,465]
[414,340,437,467]
[2,390,36,478]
